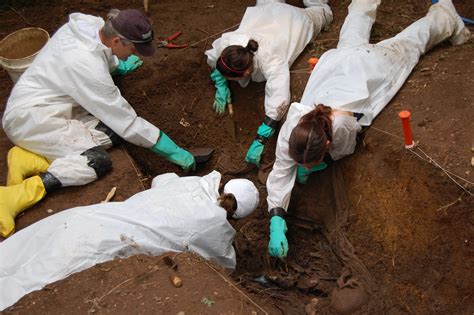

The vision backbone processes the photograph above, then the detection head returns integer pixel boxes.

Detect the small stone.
[46,209,54,214]
[471,157,474,167]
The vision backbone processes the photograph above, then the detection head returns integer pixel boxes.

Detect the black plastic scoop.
[189,148,214,163]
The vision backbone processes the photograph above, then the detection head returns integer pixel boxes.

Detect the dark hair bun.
[246,39,259,53]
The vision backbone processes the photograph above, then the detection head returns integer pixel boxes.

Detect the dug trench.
[1,0,473,314]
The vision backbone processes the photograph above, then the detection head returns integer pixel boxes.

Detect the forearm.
[66,69,160,148]
[263,66,291,121]
[266,158,297,211]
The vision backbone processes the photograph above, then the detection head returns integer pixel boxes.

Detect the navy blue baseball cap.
[111,9,155,56]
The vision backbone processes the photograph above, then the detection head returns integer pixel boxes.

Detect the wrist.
[151,131,177,157]
[263,116,279,129]
[255,122,275,145]
[269,207,286,219]
[211,68,227,85]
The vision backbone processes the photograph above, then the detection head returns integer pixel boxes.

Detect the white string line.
[371,126,472,184]
[185,23,240,49]
[413,147,473,195]
[408,147,474,185]
[371,126,404,140]
[369,126,473,195]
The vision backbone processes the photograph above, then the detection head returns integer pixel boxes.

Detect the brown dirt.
[1,0,473,314]
[4,253,279,314]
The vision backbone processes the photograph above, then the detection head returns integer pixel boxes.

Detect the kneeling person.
[0,9,195,237]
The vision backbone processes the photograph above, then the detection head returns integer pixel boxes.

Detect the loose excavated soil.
[0,0,473,314]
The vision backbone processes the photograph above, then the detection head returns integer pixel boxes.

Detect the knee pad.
[81,146,112,178]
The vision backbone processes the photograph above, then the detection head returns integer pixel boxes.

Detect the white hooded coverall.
[205,0,332,121]
[2,13,160,187]
[0,171,236,311]
[267,0,470,211]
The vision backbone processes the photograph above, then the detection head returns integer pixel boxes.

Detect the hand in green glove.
[268,216,288,258]
[150,131,195,172]
[296,162,328,184]
[111,55,143,76]
[245,123,275,166]
[245,140,264,166]
[210,69,231,115]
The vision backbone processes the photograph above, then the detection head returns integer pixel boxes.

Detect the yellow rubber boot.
[0,175,46,237]
[7,146,50,186]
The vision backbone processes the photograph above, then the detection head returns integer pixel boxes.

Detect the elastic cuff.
[255,134,268,145]
[95,121,123,146]
[39,172,62,193]
[263,115,279,129]
[269,207,286,218]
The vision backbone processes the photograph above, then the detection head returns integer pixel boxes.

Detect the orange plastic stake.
[399,110,414,149]
[308,57,319,70]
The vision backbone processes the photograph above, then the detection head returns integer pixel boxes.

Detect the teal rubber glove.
[150,131,196,172]
[210,69,231,115]
[296,162,328,184]
[111,55,143,76]
[268,216,289,258]
[245,123,275,166]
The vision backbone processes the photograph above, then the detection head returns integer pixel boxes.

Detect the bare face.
[300,160,324,171]
[109,37,137,60]
[224,67,253,81]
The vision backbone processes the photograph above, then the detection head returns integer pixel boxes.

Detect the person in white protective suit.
[0,9,196,238]
[0,171,259,310]
[205,0,333,167]
[266,0,471,258]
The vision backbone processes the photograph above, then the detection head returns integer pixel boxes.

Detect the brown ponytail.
[216,39,258,78]
[218,193,238,218]
[289,104,333,165]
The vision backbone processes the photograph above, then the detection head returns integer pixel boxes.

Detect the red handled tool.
[157,31,188,49]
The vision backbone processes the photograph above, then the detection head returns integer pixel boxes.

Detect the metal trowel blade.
[189,148,214,163]
[224,116,236,140]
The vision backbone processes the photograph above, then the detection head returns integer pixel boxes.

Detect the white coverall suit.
[267,0,471,211]
[0,171,236,310]
[2,13,160,187]
[205,0,333,121]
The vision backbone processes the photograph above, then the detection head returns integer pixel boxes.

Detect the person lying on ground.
[0,9,195,238]
[0,170,259,310]
[265,0,471,258]
[205,0,333,167]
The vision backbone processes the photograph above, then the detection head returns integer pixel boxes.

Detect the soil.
[1,0,473,314]
[6,253,279,314]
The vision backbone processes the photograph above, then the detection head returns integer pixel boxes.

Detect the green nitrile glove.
[268,216,288,258]
[210,69,231,115]
[111,55,143,76]
[296,162,328,184]
[151,131,196,172]
[245,123,275,166]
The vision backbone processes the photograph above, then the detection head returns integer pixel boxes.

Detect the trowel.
[189,148,214,164]
[223,103,236,140]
